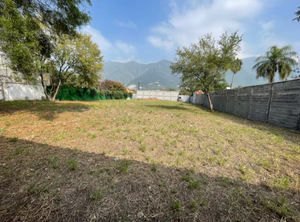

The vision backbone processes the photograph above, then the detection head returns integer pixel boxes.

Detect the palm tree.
[230,58,243,88]
[253,45,298,83]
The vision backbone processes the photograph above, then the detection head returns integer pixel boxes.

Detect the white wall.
[178,95,191,103]
[136,90,179,101]
[3,83,44,101]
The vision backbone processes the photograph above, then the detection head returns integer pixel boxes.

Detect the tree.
[252,45,298,83]
[294,6,300,22]
[230,58,243,88]
[99,80,127,92]
[0,0,48,81]
[47,34,104,100]
[0,0,91,83]
[0,0,91,36]
[170,31,242,111]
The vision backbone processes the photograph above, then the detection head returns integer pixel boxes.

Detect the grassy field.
[0,100,299,221]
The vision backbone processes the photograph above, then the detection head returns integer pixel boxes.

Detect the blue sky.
[81,0,300,63]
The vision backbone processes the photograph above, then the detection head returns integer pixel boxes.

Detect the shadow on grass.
[0,101,91,121]
[0,136,299,221]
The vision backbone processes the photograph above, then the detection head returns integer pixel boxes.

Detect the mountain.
[103,60,181,90]
[103,58,299,90]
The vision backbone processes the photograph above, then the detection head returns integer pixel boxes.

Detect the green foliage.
[253,45,298,83]
[230,58,243,88]
[99,80,127,92]
[48,34,104,100]
[0,0,91,84]
[52,86,132,101]
[2,0,91,37]
[0,0,42,81]
[170,31,242,111]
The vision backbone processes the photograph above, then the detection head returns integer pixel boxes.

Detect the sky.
[81,0,300,63]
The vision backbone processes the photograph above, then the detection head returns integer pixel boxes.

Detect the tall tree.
[170,31,242,111]
[230,58,243,88]
[252,45,298,83]
[0,0,91,83]
[0,0,47,81]
[47,34,104,100]
[0,0,91,36]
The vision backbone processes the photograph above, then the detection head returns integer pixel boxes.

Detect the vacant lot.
[0,100,299,221]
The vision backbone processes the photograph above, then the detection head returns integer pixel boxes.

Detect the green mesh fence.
[47,86,132,101]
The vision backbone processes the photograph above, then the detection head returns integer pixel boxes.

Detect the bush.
[47,86,129,101]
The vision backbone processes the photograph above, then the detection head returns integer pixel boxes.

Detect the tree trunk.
[206,92,214,112]
[40,73,49,100]
[51,80,62,101]
[230,72,235,89]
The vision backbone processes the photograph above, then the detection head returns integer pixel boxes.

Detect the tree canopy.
[0,0,91,36]
[47,34,104,100]
[230,58,243,88]
[99,80,127,92]
[252,45,298,83]
[0,0,44,80]
[170,31,242,111]
[0,0,91,82]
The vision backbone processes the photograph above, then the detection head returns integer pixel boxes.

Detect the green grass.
[139,145,147,152]
[117,160,132,173]
[67,159,78,170]
[49,155,59,169]
[90,187,102,201]
[8,137,18,142]
[171,200,181,211]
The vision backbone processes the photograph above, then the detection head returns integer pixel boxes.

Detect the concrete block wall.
[136,90,179,101]
[2,82,44,101]
[192,79,300,131]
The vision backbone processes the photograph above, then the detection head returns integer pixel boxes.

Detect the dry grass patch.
[0,100,299,221]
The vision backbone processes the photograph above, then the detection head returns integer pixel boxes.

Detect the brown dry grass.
[0,100,299,221]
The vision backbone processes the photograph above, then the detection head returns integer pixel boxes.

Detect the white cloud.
[112,55,135,63]
[81,25,112,51]
[80,26,137,62]
[147,0,264,52]
[260,20,275,31]
[147,36,174,50]
[115,41,136,54]
[113,20,137,28]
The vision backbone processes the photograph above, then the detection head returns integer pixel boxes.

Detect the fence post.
[297,91,300,131]
[266,83,274,123]
[234,89,238,115]
[247,87,253,119]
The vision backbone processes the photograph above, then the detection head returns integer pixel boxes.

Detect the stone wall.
[192,79,300,131]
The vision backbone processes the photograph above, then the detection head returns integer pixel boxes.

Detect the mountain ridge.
[103,57,297,90]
